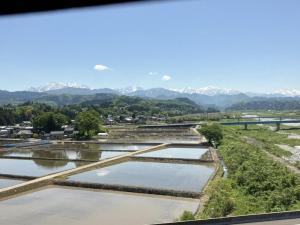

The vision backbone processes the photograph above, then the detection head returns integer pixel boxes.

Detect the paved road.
[240,218,300,225]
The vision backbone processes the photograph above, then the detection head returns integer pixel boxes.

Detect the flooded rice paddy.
[0,148,129,161]
[0,128,215,225]
[0,186,199,225]
[0,158,85,177]
[0,178,23,188]
[137,146,209,159]
[23,143,152,151]
[68,161,215,193]
[44,143,154,151]
[0,143,152,161]
[107,127,201,144]
[98,143,154,151]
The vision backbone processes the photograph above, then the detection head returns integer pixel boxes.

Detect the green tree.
[0,107,15,125]
[75,110,104,138]
[33,112,68,133]
[199,123,223,147]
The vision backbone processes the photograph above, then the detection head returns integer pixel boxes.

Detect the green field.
[197,126,300,219]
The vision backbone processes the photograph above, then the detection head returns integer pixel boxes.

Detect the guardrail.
[220,120,300,126]
[153,210,300,225]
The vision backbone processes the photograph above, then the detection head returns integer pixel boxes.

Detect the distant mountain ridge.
[26,83,300,97]
[28,82,89,92]
[0,83,299,110]
[0,90,46,104]
[171,86,242,96]
[227,97,300,111]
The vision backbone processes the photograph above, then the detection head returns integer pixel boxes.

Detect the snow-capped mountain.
[117,86,143,95]
[28,82,90,92]
[28,83,144,95]
[270,89,300,97]
[27,83,300,98]
[172,86,242,96]
[173,86,300,97]
[0,84,295,108]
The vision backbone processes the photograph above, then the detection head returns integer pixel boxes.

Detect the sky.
[0,0,300,92]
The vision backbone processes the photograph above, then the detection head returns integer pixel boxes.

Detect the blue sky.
[0,0,300,92]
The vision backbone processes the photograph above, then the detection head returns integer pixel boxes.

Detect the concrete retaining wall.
[0,179,53,200]
[54,180,200,199]
[0,174,36,180]
[130,157,214,165]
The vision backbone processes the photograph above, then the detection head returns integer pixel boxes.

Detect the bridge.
[228,116,300,120]
[220,120,300,130]
[139,120,300,131]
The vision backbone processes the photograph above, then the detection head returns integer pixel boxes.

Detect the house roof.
[50,131,65,135]
[17,130,33,135]
[64,127,74,132]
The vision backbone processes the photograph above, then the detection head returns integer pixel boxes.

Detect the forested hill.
[82,96,205,115]
[226,98,300,111]
[0,96,208,125]
[80,96,206,116]
[2,89,300,112]
[37,94,206,114]
[0,90,46,104]
[0,88,251,108]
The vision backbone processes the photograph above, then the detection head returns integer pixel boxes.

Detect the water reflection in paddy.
[0,149,129,161]
[0,159,85,177]
[45,143,99,150]
[0,149,33,157]
[36,143,154,151]
[99,144,154,151]
[0,178,23,188]
[0,187,199,225]
[100,151,128,159]
[68,161,215,192]
[137,147,209,159]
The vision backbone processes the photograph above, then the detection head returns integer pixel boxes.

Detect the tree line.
[0,96,209,138]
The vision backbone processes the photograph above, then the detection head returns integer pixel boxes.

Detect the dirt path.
[243,136,300,175]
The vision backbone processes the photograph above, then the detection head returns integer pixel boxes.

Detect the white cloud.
[162,75,171,81]
[148,72,158,75]
[94,64,110,71]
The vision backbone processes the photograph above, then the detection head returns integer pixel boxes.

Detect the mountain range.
[28,83,300,97]
[25,84,252,107]
[0,83,299,109]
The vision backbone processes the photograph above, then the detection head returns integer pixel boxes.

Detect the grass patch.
[194,126,300,220]
[234,126,300,157]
